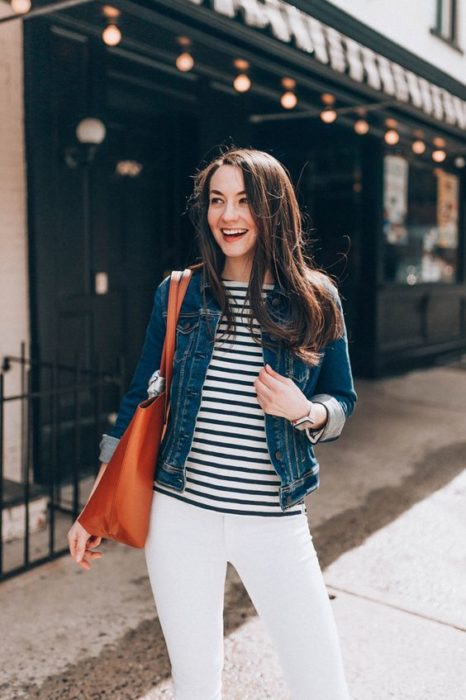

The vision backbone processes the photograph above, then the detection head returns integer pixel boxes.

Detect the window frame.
[430,0,463,53]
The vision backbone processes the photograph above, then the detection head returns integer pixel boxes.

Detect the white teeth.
[222,229,248,235]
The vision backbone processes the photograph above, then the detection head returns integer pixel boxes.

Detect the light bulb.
[412,140,426,154]
[320,108,337,124]
[76,118,106,145]
[176,52,194,72]
[432,149,446,162]
[280,91,297,109]
[11,0,31,13]
[353,119,369,135]
[233,73,251,93]
[281,77,296,91]
[454,156,465,168]
[321,92,335,106]
[102,24,122,46]
[384,129,399,145]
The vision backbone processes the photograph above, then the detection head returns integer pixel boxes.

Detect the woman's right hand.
[67,519,103,571]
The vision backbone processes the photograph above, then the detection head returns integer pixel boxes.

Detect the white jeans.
[144,489,351,700]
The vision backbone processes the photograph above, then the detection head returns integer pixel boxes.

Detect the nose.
[220,200,240,222]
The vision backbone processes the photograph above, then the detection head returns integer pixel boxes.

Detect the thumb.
[265,363,283,379]
[76,537,87,562]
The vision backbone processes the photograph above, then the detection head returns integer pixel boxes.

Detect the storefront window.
[383,154,459,284]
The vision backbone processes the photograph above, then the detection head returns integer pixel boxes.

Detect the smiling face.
[207,164,259,277]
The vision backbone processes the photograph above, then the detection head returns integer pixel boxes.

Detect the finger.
[265,364,288,383]
[68,536,78,559]
[75,537,88,563]
[87,536,102,549]
[259,367,283,389]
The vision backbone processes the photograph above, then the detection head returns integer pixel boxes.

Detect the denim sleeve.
[303,286,357,445]
[98,276,169,463]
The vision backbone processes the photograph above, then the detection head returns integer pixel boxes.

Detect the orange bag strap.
[159,269,193,426]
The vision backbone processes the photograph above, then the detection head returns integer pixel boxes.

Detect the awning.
[188,0,466,131]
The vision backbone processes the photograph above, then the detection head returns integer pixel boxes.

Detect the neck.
[222,261,275,284]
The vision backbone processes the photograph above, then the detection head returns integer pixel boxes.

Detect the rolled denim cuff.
[308,394,347,443]
[99,433,121,463]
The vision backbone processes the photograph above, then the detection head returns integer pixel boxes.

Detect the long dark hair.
[186,146,344,366]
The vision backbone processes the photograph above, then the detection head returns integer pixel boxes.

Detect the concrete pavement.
[1,363,465,699]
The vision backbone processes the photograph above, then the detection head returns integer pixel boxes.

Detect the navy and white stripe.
[155,278,307,517]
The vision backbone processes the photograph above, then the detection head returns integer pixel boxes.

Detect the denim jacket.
[99,266,357,511]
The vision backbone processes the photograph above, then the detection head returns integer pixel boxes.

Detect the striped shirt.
[154,278,307,517]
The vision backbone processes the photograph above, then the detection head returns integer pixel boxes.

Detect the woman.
[68,147,357,699]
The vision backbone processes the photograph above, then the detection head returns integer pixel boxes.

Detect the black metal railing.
[0,342,125,582]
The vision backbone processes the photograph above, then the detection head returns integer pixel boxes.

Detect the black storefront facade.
[23,0,466,382]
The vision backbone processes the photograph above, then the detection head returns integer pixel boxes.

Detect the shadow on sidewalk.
[314,439,466,569]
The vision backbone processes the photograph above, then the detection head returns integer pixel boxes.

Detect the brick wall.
[0,4,30,482]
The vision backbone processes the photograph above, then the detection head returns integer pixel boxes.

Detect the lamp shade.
[76,118,106,146]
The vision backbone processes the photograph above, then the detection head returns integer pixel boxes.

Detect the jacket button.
[271,297,280,307]
[275,450,283,461]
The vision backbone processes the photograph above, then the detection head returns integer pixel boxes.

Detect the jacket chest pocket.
[174,313,200,365]
[285,352,312,385]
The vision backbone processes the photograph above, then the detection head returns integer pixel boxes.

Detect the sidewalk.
[1,364,465,699]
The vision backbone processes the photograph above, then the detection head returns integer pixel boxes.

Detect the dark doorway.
[24,19,199,481]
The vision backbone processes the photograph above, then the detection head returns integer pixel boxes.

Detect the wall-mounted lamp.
[115,160,143,177]
[64,117,107,169]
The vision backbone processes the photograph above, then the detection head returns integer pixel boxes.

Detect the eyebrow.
[209,189,246,196]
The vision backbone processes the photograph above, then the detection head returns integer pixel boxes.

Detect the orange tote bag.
[78,269,192,547]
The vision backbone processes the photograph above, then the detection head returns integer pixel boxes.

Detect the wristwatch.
[290,400,317,431]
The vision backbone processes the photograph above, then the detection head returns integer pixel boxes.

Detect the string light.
[320,108,337,124]
[176,52,194,71]
[233,59,251,93]
[353,119,369,135]
[233,74,251,92]
[432,149,447,162]
[281,91,298,109]
[384,129,400,145]
[280,77,297,109]
[102,24,121,46]
[412,140,426,154]
[176,36,194,72]
[11,0,31,12]
[321,93,335,106]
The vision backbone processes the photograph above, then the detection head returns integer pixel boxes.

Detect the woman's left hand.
[254,363,310,422]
